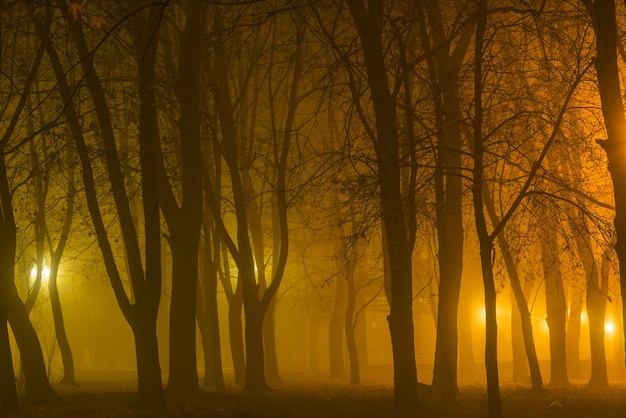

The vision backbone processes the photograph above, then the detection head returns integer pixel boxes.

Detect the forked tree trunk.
[31,0,167,407]
[539,211,569,387]
[417,0,473,399]
[471,2,501,416]
[585,0,626,369]
[345,0,420,408]
[7,284,60,404]
[484,192,543,390]
[162,1,207,394]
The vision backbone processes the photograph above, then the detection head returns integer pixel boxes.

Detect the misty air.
[1,1,626,417]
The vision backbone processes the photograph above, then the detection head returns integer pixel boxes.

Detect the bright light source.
[30,265,50,283]
[580,311,588,322]
[605,321,615,334]
[476,308,486,323]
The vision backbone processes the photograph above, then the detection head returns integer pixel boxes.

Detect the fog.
[2,1,626,417]
[14,241,625,389]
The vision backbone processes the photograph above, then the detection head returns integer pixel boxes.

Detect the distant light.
[580,311,588,322]
[605,321,615,334]
[30,265,50,283]
[477,308,486,323]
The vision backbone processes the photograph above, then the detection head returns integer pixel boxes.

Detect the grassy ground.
[4,371,626,417]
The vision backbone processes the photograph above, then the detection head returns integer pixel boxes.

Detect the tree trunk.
[586,0,626,368]
[0,315,17,411]
[263,297,281,384]
[0,203,18,411]
[587,249,610,387]
[471,2,501,416]
[345,255,360,385]
[539,214,569,387]
[345,0,420,408]
[7,284,60,405]
[486,194,543,390]
[0,243,17,410]
[197,217,225,390]
[167,237,200,393]
[48,270,75,385]
[228,288,246,386]
[28,1,166,408]
[457,288,476,377]
[243,301,268,391]
[329,276,346,378]
[162,1,207,394]
[418,0,472,399]
[510,290,528,384]
[566,293,582,379]
[129,317,164,409]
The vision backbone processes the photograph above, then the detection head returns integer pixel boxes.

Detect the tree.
[154,0,206,394]
[583,0,626,368]
[470,0,590,414]
[0,7,45,409]
[415,1,475,402]
[196,199,226,390]
[27,0,167,407]
[0,8,61,405]
[204,3,305,391]
[342,0,421,408]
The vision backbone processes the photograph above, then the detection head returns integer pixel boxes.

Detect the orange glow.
[30,265,50,283]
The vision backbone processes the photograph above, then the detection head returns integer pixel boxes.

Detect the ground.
[4,371,626,417]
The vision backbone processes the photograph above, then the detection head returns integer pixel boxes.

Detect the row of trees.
[0,1,625,417]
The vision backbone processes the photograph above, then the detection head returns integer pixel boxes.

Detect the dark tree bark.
[227,286,246,385]
[471,2,501,416]
[584,0,626,370]
[155,1,207,395]
[47,160,76,386]
[345,0,420,409]
[7,284,60,404]
[28,1,167,407]
[263,298,281,384]
[0,21,45,409]
[0,24,56,407]
[344,251,360,385]
[202,116,246,386]
[204,6,300,391]
[197,207,226,390]
[566,291,583,379]
[538,207,569,387]
[415,1,474,402]
[483,193,543,390]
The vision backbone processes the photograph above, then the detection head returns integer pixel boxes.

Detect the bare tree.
[26,0,168,407]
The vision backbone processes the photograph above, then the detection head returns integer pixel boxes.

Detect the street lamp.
[30,264,50,284]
